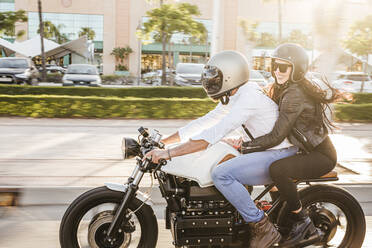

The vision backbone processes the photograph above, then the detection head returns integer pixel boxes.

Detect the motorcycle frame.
[105,155,339,240]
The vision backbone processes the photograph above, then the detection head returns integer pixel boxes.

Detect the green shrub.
[334,103,372,122]
[0,84,208,98]
[352,93,372,104]
[0,94,217,119]
[101,74,136,84]
[45,73,63,83]
[101,74,122,82]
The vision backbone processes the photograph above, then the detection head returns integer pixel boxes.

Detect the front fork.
[106,159,148,239]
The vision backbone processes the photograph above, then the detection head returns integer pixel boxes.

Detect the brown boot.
[248,214,281,248]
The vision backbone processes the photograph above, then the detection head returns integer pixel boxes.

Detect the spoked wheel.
[277,185,365,248]
[60,186,158,248]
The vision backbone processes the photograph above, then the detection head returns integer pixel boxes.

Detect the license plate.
[0,77,12,82]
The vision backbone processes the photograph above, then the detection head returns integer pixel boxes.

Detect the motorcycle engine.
[170,185,241,247]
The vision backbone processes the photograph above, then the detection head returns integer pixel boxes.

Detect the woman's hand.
[222,137,242,149]
[144,149,170,164]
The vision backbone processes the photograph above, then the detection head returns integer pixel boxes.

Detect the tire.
[59,186,158,248]
[277,184,365,248]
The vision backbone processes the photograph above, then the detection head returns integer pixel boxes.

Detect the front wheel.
[277,184,366,248]
[59,186,158,248]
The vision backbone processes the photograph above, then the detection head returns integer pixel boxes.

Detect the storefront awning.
[0,35,89,59]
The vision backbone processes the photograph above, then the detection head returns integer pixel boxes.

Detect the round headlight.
[121,138,141,159]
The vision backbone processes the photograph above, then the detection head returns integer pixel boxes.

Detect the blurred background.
[1,0,372,247]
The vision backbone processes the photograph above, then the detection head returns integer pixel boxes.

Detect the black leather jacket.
[241,82,328,153]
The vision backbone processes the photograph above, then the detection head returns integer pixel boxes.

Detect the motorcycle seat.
[319,170,337,179]
[297,170,338,183]
[292,170,338,183]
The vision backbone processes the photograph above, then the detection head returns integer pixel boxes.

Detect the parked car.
[142,71,160,85]
[62,64,102,87]
[174,63,204,86]
[0,57,39,85]
[39,65,66,74]
[250,70,269,88]
[332,72,372,93]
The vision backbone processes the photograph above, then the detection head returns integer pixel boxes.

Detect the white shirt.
[178,82,292,149]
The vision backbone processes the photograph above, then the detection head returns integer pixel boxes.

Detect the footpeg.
[293,228,323,247]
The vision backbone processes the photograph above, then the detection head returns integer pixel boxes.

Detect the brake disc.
[88,210,131,248]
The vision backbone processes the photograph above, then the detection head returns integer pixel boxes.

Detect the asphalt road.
[0,118,371,187]
[0,205,371,248]
[0,118,372,247]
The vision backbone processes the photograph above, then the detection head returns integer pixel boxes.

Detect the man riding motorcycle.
[145,50,298,247]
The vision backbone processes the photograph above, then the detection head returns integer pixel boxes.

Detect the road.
[0,118,371,247]
[0,118,371,187]
[0,205,371,248]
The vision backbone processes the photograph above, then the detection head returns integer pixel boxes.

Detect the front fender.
[104,183,154,206]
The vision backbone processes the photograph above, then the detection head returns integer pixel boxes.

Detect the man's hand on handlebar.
[143,149,170,164]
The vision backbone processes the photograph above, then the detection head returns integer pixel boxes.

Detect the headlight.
[121,137,141,159]
[15,71,29,79]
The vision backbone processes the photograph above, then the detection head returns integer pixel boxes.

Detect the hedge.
[0,95,217,119]
[0,84,208,99]
[352,93,372,104]
[45,73,63,83]
[334,103,372,122]
[101,75,137,85]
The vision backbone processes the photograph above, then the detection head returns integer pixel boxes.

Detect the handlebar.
[158,159,167,166]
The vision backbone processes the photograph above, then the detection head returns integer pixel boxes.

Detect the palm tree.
[111,46,133,71]
[79,27,96,40]
[0,10,28,39]
[37,21,68,43]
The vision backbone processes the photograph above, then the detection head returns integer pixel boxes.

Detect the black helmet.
[271,43,309,82]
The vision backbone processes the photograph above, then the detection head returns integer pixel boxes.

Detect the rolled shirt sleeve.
[190,97,255,145]
[178,102,228,143]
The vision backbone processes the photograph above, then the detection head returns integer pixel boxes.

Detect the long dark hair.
[268,76,340,132]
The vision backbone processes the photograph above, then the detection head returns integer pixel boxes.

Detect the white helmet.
[201,50,250,104]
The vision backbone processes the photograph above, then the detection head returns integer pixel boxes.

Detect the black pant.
[269,136,337,211]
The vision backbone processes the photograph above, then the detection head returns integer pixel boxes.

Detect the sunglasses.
[272,62,292,73]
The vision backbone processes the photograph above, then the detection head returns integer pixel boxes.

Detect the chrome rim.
[306,202,349,247]
[76,203,142,248]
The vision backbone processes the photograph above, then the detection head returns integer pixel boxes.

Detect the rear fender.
[104,182,154,206]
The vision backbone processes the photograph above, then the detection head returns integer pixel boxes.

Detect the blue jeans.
[211,146,298,223]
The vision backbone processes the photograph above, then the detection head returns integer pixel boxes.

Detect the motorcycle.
[60,127,366,248]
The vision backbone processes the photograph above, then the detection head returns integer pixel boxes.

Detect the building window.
[28,12,104,44]
[0,0,14,12]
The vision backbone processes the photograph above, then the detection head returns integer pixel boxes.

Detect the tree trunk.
[161,33,167,85]
[168,41,174,86]
[160,0,166,85]
[38,0,46,82]
[278,0,282,42]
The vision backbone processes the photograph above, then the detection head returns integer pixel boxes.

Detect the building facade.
[1,0,371,75]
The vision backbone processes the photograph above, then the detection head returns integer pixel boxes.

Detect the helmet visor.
[201,65,223,96]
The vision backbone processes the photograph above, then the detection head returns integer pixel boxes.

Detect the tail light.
[343,81,353,84]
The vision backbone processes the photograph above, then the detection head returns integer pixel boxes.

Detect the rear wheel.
[277,185,365,248]
[59,186,158,248]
